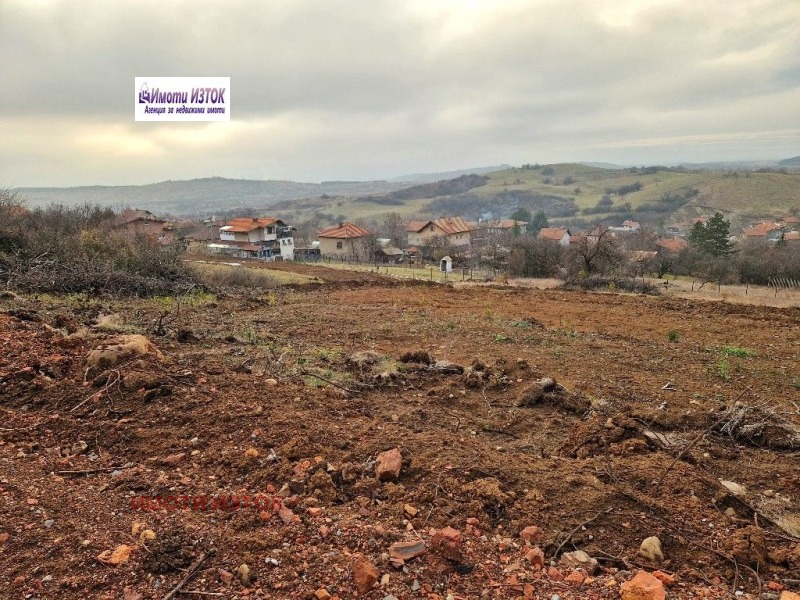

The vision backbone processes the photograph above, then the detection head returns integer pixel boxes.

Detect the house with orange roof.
[407,217,476,249]
[537,227,571,246]
[211,216,295,259]
[655,238,687,253]
[741,221,783,242]
[317,222,373,261]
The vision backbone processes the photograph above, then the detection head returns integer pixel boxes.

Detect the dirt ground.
[1,266,799,600]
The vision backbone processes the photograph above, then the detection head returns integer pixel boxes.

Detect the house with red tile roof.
[211,216,295,259]
[407,217,476,249]
[537,227,571,246]
[655,238,687,253]
[317,222,373,260]
[741,221,783,242]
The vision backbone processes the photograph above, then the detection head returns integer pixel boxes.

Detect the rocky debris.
[96,544,133,566]
[430,526,463,562]
[85,334,163,379]
[564,571,585,585]
[160,452,186,467]
[722,526,767,568]
[638,536,664,563]
[619,570,666,600]
[520,525,543,543]
[375,448,403,482]
[525,547,545,568]
[314,588,332,600]
[352,556,379,595]
[388,540,426,562]
[780,592,800,600]
[559,550,598,575]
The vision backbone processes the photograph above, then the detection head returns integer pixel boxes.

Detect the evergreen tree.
[688,212,735,257]
[528,210,549,236]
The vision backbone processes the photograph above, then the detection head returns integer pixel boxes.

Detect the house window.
[336,241,343,249]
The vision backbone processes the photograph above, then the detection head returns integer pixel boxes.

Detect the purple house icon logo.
[138,82,150,104]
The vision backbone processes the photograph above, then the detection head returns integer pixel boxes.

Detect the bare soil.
[1,267,799,599]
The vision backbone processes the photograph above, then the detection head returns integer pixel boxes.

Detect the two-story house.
[211,217,295,260]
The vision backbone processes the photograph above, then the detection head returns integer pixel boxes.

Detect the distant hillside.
[778,156,800,168]
[14,177,413,216]
[387,165,511,183]
[12,163,800,228]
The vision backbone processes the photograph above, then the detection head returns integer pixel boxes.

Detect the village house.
[537,227,571,246]
[406,217,476,249]
[317,222,373,261]
[609,220,641,233]
[209,216,295,260]
[477,219,528,235]
[741,221,784,242]
[655,238,688,254]
[115,209,176,245]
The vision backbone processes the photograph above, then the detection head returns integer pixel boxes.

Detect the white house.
[212,216,295,260]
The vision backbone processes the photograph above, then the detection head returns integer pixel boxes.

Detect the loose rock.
[559,550,598,575]
[375,448,402,482]
[619,570,666,600]
[353,556,379,595]
[638,536,664,563]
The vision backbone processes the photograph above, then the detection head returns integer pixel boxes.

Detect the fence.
[302,256,501,283]
[769,277,800,296]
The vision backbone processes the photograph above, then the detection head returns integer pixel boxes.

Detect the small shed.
[440,256,452,273]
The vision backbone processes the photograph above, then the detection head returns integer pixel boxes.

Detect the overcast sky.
[1,0,798,187]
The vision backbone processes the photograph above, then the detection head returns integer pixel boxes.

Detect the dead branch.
[161,549,216,600]
[656,387,751,488]
[551,507,614,557]
[56,466,129,476]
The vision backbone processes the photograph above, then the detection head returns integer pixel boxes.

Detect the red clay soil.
[1,273,799,600]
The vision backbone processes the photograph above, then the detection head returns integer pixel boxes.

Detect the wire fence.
[301,256,502,283]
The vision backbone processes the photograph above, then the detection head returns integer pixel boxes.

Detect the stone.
[245,448,260,458]
[160,452,186,467]
[431,526,462,562]
[314,589,332,600]
[353,556,379,595]
[520,525,543,543]
[218,569,234,586]
[85,334,163,379]
[388,540,426,561]
[97,544,133,566]
[236,563,251,585]
[619,570,666,600]
[0,532,9,544]
[780,593,800,600]
[525,547,545,568]
[44,520,54,529]
[122,588,143,600]
[375,448,403,482]
[265,378,278,386]
[547,566,564,581]
[565,571,585,585]
[651,570,675,586]
[404,504,418,517]
[559,550,598,575]
[278,506,299,525]
[638,536,664,563]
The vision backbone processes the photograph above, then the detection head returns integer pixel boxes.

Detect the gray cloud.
[1,0,798,186]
